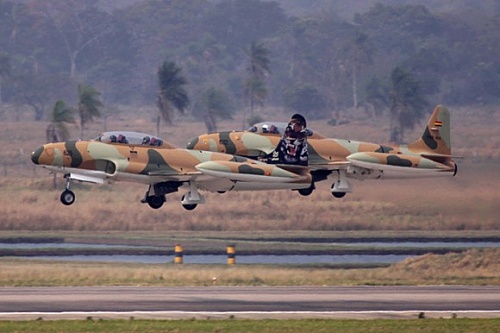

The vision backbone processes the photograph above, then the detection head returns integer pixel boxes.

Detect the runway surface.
[1,286,499,320]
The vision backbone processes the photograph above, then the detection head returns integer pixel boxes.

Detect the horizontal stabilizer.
[420,153,461,164]
[347,152,456,178]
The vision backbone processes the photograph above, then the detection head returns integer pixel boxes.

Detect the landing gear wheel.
[298,185,314,196]
[60,190,76,206]
[181,195,197,211]
[332,191,346,198]
[147,195,165,209]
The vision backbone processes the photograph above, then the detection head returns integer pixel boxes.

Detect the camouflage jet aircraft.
[31,131,312,210]
[186,105,458,198]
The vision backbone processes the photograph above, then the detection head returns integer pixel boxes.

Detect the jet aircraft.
[186,105,458,198]
[31,131,313,210]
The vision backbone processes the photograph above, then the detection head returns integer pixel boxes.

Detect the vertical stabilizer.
[409,105,451,155]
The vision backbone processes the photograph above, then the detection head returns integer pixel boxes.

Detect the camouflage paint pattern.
[31,134,312,189]
[187,105,457,178]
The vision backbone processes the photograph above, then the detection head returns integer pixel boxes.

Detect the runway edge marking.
[1,311,499,320]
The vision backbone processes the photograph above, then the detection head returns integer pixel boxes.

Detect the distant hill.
[273,0,499,20]
[97,0,499,20]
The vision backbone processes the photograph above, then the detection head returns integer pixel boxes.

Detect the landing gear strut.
[141,188,166,209]
[180,182,205,210]
[141,182,182,209]
[181,195,197,210]
[60,175,76,205]
[331,170,352,199]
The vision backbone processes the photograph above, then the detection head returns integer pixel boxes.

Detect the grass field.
[0,248,498,286]
[1,158,498,232]
[0,318,499,333]
[1,104,499,233]
[0,105,499,331]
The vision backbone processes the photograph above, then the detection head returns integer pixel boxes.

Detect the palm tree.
[0,52,11,104]
[77,84,103,139]
[349,30,372,108]
[46,99,75,188]
[201,87,231,133]
[246,41,271,81]
[244,41,270,126]
[157,60,189,135]
[46,100,76,143]
[243,78,267,121]
[389,67,428,142]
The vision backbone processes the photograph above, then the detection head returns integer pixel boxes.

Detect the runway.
[1,286,499,320]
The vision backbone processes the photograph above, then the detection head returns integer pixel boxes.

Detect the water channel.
[1,241,497,265]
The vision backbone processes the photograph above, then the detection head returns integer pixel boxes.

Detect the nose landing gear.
[60,175,76,205]
[60,189,76,205]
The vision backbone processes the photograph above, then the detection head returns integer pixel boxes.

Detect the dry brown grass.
[0,249,497,286]
[0,158,498,232]
[387,248,500,284]
[0,104,499,232]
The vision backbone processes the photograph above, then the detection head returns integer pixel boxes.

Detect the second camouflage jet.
[187,105,458,198]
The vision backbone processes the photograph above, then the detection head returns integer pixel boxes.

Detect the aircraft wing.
[42,166,109,184]
[195,160,313,184]
[147,170,203,182]
[308,161,351,171]
[69,172,106,184]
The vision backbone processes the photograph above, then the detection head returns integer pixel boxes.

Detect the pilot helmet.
[262,124,269,133]
[290,114,306,128]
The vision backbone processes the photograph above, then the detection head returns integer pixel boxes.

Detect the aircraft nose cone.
[186,136,199,149]
[31,146,44,165]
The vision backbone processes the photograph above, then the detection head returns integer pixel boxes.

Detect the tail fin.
[408,105,451,156]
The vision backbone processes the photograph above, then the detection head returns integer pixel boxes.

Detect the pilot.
[262,124,269,133]
[117,134,128,144]
[285,114,307,139]
[110,135,117,143]
[263,114,309,166]
[270,124,279,134]
[142,136,150,145]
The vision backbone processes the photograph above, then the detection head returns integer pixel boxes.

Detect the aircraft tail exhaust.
[408,105,452,156]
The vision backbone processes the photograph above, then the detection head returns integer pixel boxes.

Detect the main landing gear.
[60,175,76,205]
[331,170,351,199]
[143,195,166,209]
[296,170,352,199]
[298,182,315,196]
[180,182,206,210]
[141,181,205,210]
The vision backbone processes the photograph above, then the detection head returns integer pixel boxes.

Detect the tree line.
[0,0,498,141]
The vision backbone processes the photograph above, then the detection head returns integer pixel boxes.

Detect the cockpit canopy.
[93,131,175,148]
[248,122,325,139]
[248,122,284,135]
